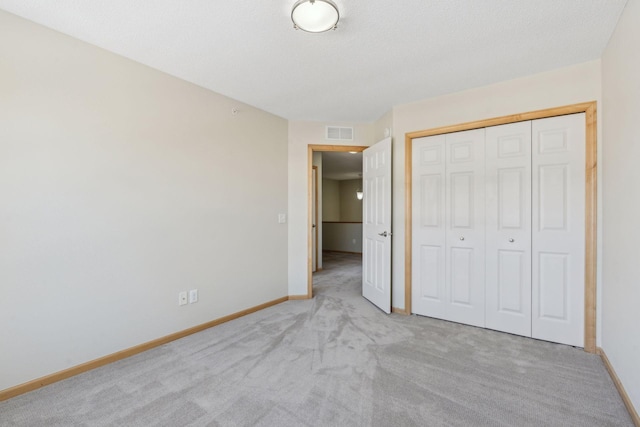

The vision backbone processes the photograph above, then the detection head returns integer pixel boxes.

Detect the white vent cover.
[326,126,354,141]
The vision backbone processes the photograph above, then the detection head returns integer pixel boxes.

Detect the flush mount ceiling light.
[291,0,339,33]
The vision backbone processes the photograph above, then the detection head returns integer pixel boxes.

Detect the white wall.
[389,61,603,324]
[0,11,288,391]
[602,0,640,411]
[288,122,373,296]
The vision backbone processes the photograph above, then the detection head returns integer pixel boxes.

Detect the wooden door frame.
[307,145,367,298]
[404,101,598,353]
[312,166,319,273]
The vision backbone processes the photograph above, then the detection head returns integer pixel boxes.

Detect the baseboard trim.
[322,250,363,255]
[0,296,289,402]
[288,294,311,300]
[597,347,640,426]
[391,307,408,315]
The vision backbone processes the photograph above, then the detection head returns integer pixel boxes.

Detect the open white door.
[362,137,392,313]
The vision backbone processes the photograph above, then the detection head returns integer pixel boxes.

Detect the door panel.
[532,113,585,347]
[412,129,484,326]
[450,247,473,305]
[445,129,485,327]
[539,165,568,230]
[362,137,392,313]
[450,173,473,228]
[485,121,532,337]
[538,252,569,320]
[418,245,442,300]
[412,135,446,318]
[497,250,526,313]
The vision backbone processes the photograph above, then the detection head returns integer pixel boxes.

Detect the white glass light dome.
[291,0,339,33]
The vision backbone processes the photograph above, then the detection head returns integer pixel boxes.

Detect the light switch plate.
[189,289,198,304]
[278,213,286,224]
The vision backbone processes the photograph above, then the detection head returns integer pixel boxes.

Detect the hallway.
[313,251,362,298]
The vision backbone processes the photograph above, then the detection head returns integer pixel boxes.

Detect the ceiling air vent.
[326,126,354,141]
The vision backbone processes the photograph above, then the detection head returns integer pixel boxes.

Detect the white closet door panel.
[485,121,532,337]
[412,135,446,318]
[445,129,485,327]
[532,113,585,347]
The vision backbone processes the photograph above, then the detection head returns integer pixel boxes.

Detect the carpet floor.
[0,251,633,426]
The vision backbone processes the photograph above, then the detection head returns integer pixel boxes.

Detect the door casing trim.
[404,101,597,353]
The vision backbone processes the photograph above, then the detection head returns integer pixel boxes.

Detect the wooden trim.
[392,306,408,315]
[323,249,363,255]
[404,101,598,352]
[0,296,289,402]
[309,145,367,152]
[307,146,313,299]
[584,103,598,354]
[288,294,312,300]
[322,221,363,224]
[404,134,413,315]
[307,144,367,299]
[598,347,640,426]
[313,165,319,274]
[406,102,597,140]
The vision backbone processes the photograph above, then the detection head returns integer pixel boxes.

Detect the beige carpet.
[0,251,633,426]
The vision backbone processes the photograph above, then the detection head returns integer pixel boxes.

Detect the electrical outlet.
[178,291,188,306]
[352,238,356,244]
[189,289,198,304]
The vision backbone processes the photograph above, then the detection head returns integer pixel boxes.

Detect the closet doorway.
[405,102,596,352]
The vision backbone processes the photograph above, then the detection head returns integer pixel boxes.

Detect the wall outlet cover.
[178,291,188,306]
[189,289,198,304]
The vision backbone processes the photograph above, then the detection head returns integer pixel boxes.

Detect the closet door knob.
[509,238,514,243]
[459,236,465,241]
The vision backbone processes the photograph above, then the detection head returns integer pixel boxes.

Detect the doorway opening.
[307,145,366,298]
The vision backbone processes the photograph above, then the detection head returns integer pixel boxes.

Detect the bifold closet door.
[485,121,532,337]
[532,113,585,347]
[412,129,485,327]
[445,129,486,327]
[412,134,446,319]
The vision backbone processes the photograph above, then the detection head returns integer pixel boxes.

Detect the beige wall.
[602,0,640,412]
[389,61,603,317]
[339,179,363,222]
[288,121,373,296]
[323,223,363,253]
[322,178,363,253]
[373,109,394,143]
[321,178,363,223]
[0,11,288,391]
[322,178,340,222]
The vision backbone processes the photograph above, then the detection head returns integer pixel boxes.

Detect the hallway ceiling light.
[291,0,339,33]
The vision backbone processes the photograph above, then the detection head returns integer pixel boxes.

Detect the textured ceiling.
[322,152,362,181]
[0,1,628,122]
